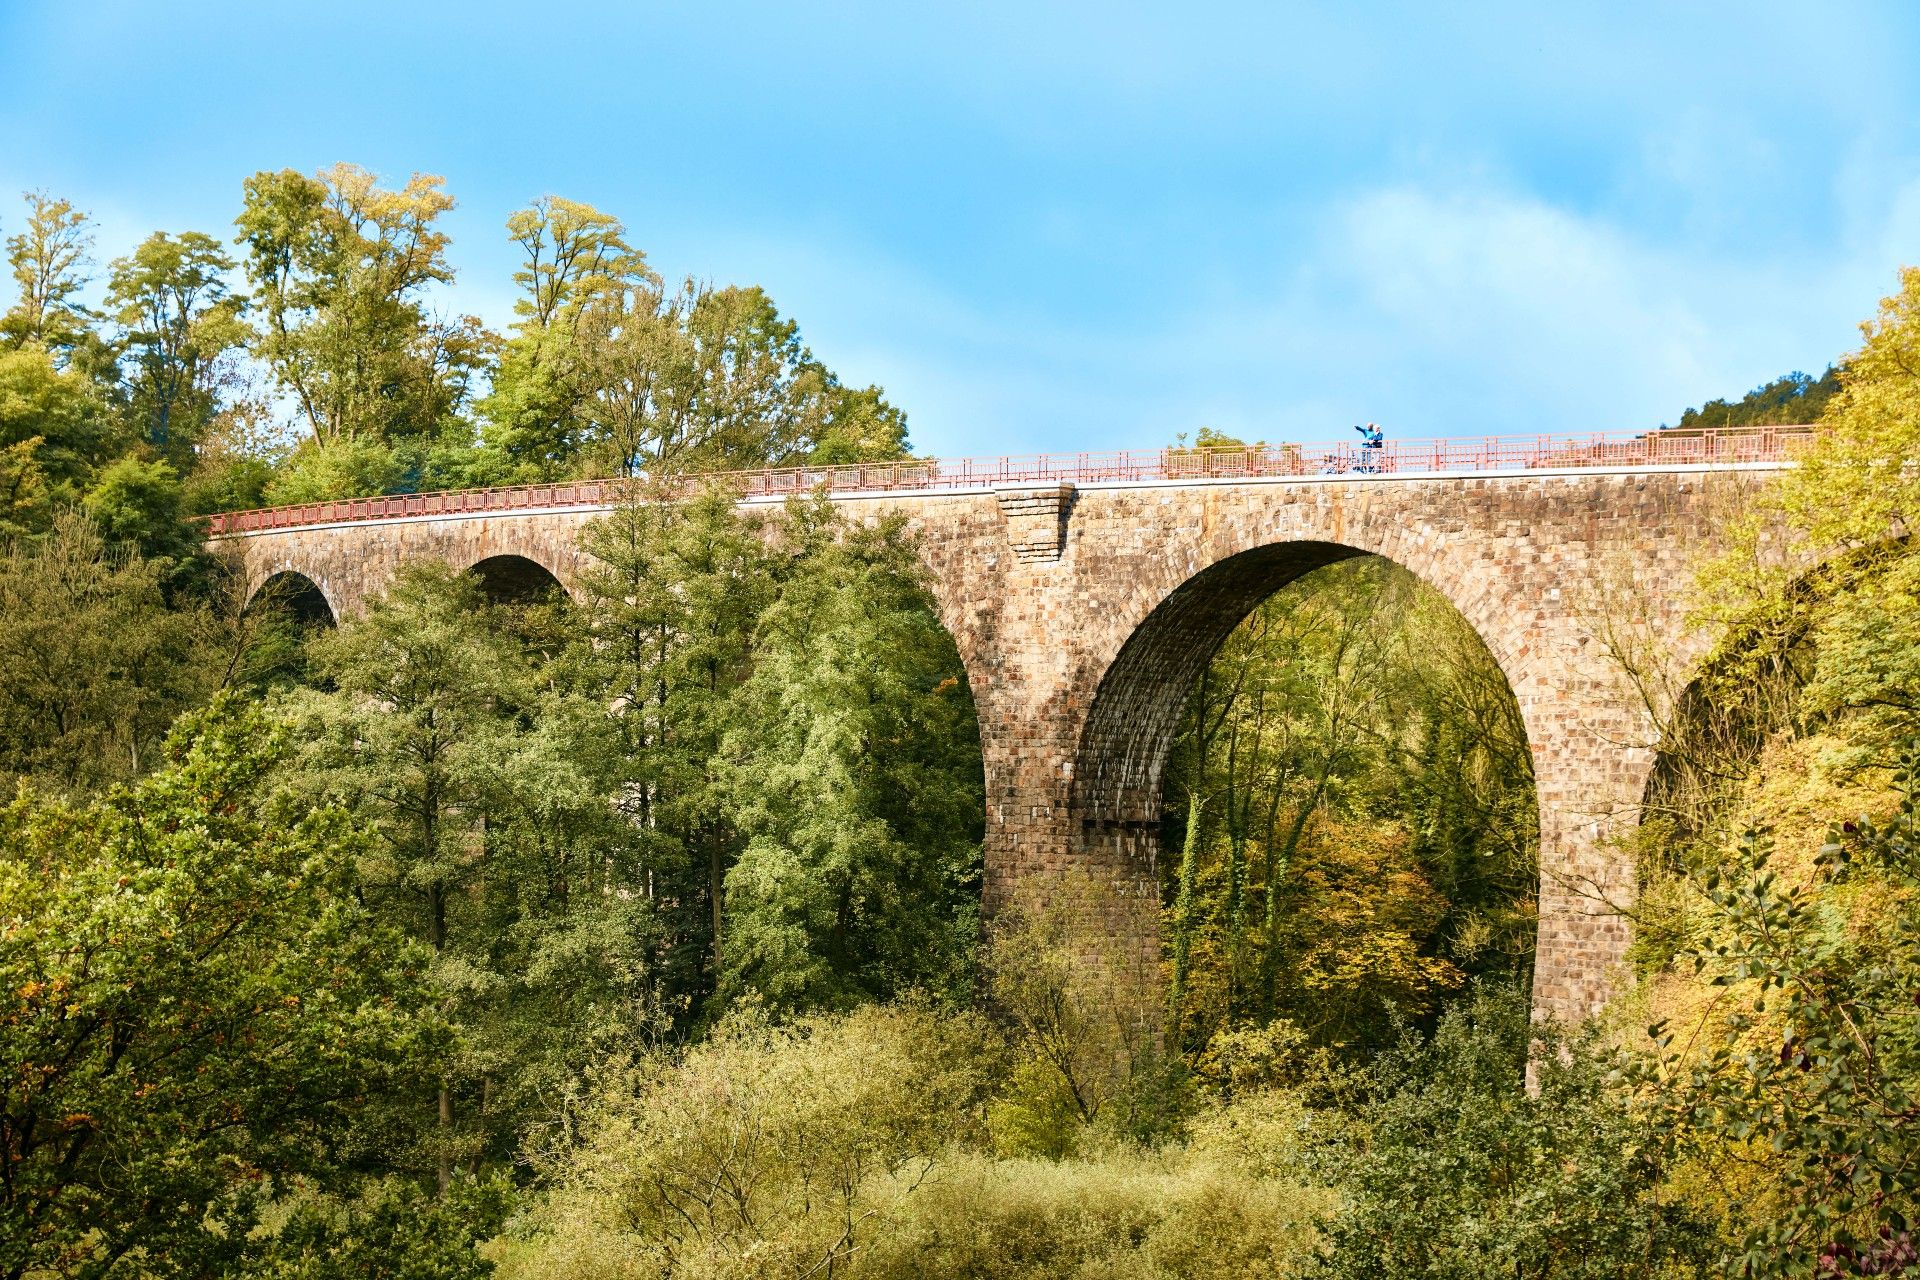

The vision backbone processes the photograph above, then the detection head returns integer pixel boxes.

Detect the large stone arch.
[900,475,1712,1025]
[1065,534,1549,1015]
[1068,538,1538,826]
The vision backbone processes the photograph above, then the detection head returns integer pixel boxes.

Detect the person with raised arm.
[1354,422,1385,472]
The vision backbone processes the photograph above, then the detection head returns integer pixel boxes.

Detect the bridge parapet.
[206,425,1811,538]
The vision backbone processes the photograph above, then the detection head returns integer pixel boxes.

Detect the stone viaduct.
[211,432,1804,1025]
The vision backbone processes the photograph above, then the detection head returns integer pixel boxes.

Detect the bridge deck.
[208,424,1813,535]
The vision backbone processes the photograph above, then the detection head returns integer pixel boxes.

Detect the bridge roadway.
[210,427,1810,1024]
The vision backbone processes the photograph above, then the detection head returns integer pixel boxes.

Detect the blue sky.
[2,1,1916,458]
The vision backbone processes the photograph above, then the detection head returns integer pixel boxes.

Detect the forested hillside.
[1661,367,1843,432]
[2,170,1918,1277]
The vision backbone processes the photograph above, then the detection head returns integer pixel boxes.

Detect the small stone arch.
[465,553,571,606]
[246,569,338,629]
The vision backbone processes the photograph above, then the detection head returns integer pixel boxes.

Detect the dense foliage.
[1664,367,1843,434]
[0,699,443,1278]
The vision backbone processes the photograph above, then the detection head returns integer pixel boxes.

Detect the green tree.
[478,196,654,478]
[0,191,98,361]
[566,487,981,1020]
[0,346,119,498]
[0,436,49,537]
[576,280,907,474]
[718,499,983,1011]
[1669,367,1842,434]
[236,164,492,494]
[0,514,232,790]
[287,563,655,1184]
[104,230,250,462]
[251,1177,511,1280]
[479,196,912,482]
[285,563,529,1188]
[0,697,444,1280]
[571,482,773,1006]
[81,453,200,566]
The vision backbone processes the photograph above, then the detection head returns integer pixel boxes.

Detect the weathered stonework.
[218,464,1773,1024]
[996,484,1076,564]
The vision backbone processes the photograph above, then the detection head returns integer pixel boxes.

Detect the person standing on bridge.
[1354,422,1385,472]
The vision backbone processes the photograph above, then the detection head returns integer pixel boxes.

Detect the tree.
[478,197,654,478]
[1,191,97,360]
[0,346,119,498]
[479,194,912,482]
[249,1177,511,1280]
[81,454,199,565]
[1770,268,1920,552]
[579,280,907,475]
[1669,367,1842,434]
[1637,753,1920,1276]
[571,482,773,1005]
[285,563,528,1188]
[717,499,983,1011]
[567,487,982,1020]
[235,165,492,484]
[0,514,232,791]
[287,563,654,1185]
[104,230,249,462]
[0,696,444,1280]
[0,437,48,537]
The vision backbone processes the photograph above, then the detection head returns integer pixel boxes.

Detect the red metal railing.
[206,425,1816,536]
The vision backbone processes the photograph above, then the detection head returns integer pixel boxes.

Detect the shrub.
[495,1002,995,1280]
[985,881,1193,1157]
[253,1176,512,1279]
[863,1143,1329,1280]
[1310,986,1715,1279]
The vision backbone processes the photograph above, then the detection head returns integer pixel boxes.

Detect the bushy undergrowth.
[1313,994,1714,1279]
[492,986,1728,1280]
[492,999,1329,1280]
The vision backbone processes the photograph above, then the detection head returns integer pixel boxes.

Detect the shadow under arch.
[1636,535,1897,835]
[246,569,338,630]
[467,553,569,606]
[1071,537,1536,858]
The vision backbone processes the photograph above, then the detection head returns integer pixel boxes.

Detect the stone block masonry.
[218,465,1774,1025]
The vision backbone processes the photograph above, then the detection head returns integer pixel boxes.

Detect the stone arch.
[465,552,571,606]
[1048,495,1632,1023]
[245,568,338,629]
[1070,534,1538,833]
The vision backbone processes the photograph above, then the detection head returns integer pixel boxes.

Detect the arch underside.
[1070,539,1525,844]
[468,553,568,604]
[249,570,337,629]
